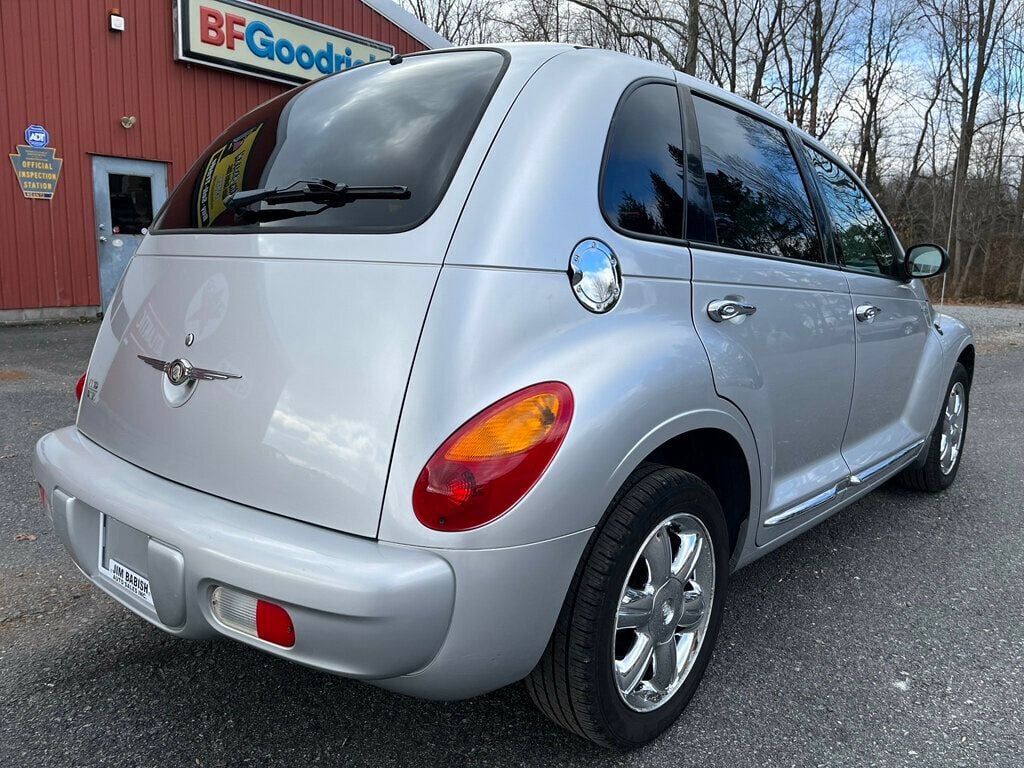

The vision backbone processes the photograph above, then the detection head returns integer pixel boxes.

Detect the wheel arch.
[643,428,751,557]
[606,408,761,568]
[958,343,975,385]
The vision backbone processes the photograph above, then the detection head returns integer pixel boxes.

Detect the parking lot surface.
[1,307,1022,767]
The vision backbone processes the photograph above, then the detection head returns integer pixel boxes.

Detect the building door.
[92,156,168,311]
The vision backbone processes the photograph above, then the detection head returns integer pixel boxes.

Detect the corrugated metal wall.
[0,0,427,311]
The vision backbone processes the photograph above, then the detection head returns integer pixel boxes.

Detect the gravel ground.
[938,303,1024,353]
[1,310,1022,767]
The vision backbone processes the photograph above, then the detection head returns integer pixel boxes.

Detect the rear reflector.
[255,600,295,647]
[210,586,295,648]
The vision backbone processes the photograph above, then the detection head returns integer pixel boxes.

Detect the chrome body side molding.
[764,440,926,527]
[764,485,839,527]
[853,440,925,484]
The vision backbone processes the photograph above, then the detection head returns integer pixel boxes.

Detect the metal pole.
[941,152,958,307]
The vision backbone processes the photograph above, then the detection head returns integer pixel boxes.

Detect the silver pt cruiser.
[34,43,974,748]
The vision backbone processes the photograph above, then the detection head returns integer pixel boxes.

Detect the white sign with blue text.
[173,0,394,85]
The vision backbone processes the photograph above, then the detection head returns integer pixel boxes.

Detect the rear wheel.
[901,362,969,492]
[526,464,729,748]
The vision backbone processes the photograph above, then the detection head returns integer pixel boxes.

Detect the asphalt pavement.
[1,307,1022,767]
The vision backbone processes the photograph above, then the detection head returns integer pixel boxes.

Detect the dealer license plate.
[108,557,153,605]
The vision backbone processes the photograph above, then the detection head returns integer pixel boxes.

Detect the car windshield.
[152,50,507,233]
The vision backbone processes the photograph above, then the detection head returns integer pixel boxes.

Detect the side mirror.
[902,243,949,280]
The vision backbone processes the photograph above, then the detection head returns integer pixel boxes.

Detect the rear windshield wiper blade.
[224,178,409,212]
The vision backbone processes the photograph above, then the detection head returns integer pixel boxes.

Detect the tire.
[900,362,970,492]
[525,463,729,749]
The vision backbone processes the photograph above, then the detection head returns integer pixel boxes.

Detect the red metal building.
[0,0,443,319]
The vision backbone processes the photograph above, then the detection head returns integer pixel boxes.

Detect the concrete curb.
[0,306,100,326]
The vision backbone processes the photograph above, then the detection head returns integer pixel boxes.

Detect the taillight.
[75,372,87,401]
[413,382,573,531]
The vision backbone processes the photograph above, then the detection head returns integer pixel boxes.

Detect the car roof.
[472,42,820,149]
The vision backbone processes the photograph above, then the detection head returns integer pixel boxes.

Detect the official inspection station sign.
[10,126,63,200]
[173,0,394,85]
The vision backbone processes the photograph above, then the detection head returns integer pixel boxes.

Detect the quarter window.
[601,84,684,239]
[691,96,821,262]
[805,145,898,277]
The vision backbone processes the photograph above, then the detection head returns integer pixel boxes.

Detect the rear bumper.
[33,427,591,698]
[34,426,454,680]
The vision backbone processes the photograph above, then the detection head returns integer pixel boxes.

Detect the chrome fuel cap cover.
[569,239,622,313]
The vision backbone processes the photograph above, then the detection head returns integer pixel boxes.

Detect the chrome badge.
[137,355,242,385]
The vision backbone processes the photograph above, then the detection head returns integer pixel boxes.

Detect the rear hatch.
[76,48,549,538]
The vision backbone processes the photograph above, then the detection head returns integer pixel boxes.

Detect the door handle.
[707,299,757,323]
[855,304,882,323]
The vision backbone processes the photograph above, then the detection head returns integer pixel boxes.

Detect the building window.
[108,174,154,235]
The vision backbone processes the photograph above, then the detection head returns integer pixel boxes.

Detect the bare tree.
[400,0,501,44]
[401,0,1024,301]
[768,0,857,138]
[921,0,1013,297]
[851,0,915,189]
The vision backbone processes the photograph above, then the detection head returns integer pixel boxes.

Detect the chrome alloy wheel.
[940,382,966,475]
[613,513,715,712]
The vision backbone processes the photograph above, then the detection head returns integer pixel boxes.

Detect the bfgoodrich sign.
[174,0,395,85]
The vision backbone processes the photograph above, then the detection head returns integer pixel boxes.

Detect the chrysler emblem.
[137,355,241,384]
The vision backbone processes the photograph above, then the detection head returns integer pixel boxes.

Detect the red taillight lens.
[210,586,296,648]
[413,382,573,532]
[256,600,295,648]
[75,372,87,401]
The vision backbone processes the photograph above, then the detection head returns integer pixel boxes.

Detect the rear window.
[153,50,507,233]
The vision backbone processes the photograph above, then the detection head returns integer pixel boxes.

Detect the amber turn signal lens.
[445,393,563,461]
[413,383,573,532]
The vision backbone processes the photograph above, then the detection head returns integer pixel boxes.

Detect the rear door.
[685,92,856,543]
[801,144,932,476]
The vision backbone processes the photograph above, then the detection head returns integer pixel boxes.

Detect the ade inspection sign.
[10,124,63,200]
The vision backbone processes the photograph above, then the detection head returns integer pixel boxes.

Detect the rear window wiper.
[224,178,410,217]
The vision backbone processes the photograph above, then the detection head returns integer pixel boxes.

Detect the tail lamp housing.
[75,372,87,401]
[413,382,574,531]
[210,586,295,648]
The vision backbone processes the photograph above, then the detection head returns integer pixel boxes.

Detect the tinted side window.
[805,146,898,277]
[692,96,821,262]
[601,83,684,239]
[153,51,506,233]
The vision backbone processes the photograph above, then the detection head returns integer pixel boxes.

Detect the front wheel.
[901,362,970,493]
[526,464,729,748]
